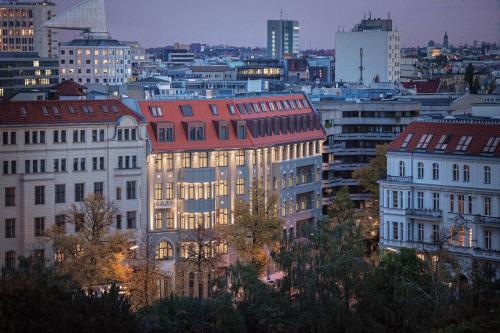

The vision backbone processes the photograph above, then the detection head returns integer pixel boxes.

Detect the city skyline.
[57,0,500,49]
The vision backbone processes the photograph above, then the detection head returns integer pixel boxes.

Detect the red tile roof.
[139,94,326,153]
[402,80,440,93]
[52,80,87,97]
[0,100,144,126]
[388,121,500,157]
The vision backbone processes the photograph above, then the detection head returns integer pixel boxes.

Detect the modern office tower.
[0,51,58,100]
[335,17,400,83]
[314,99,419,210]
[0,100,148,269]
[267,19,300,59]
[58,39,131,85]
[0,0,58,57]
[380,120,500,281]
[140,94,325,297]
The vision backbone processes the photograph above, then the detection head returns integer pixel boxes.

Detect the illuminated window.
[154,211,163,230]
[33,60,39,67]
[236,178,245,195]
[236,150,245,166]
[155,241,173,260]
[198,152,208,168]
[154,183,162,200]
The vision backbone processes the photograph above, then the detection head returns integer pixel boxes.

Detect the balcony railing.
[386,175,413,183]
[406,208,443,219]
[154,199,174,209]
[479,216,500,225]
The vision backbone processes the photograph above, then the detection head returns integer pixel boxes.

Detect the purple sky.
[58,0,500,49]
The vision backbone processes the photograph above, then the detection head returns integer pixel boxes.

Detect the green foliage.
[0,257,137,333]
[328,186,355,224]
[217,180,284,271]
[464,63,475,90]
[471,76,481,94]
[352,144,387,198]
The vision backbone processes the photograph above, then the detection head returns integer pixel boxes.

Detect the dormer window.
[158,123,175,142]
[260,102,268,112]
[41,106,48,115]
[252,103,260,113]
[235,121,246,139]
[282,100,290,110]
[228,104,236,115]
[296,99,303,109]
[289,100,296,109]
[219,121,229,140]
[188,123,205,141]
[236,104,245,114]
[302,99,309,108]
[244,103,253,114]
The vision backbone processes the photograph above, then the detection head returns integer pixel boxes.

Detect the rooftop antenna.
[369,11,372,19]
[359,47,364,85]
[280,9,283,21]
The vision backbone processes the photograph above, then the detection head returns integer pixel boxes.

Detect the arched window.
[155,241,174,260]
[452,164,459,181]
[463,165,470,182]
[5,250,16,269]
[399,161,405,177]
[417,162,424,179]
[484,166,491,184]
[432,163,439,180]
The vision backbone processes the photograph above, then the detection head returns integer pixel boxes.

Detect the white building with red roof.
[379,120,500,281]
[139,93,326,297]
[0,100,148,270]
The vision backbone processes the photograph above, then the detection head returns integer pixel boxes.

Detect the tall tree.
[471,76,481,94]
[352,143,387,202]
[177,224,224,299]
[127,236,164,309]
[48,194,132,290]
[217,180,284,272]
[464,63,475,92]
[328,186,355,225]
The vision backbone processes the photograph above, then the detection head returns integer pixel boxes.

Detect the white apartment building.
[335,18,400,83]
[59,39,132,86]
[379,120,500,281]
[0,100,147,269]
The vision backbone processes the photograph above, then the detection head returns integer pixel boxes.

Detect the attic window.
[82,105,89,113]
[282,100,290,110]
[416,134,433,149]
[149,106,163,117]
[260,102,268,112]
[236,104,245,114]
[296,99,303,109]
[20,107,27,116]
[435,135,449,150]
[244,103,253,113]
[276,101,283,111]
[41,106,48,115]
[111,105,118,113]
[86,105,93,113]
[180,105,193,117]
[209,104,218,115]
[68,106,75,113]
[289,100,296,109]
[252,103,260,113]
[268,101,276,111]
[101,105,109,112]
[483,137,500,153]
[302,99,309,108]
[52,106,60,115]
[400,133,413,148]
[228,104,236,115]
[455,135,473,152]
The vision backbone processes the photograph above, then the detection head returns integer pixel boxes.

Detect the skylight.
[435,135,449,150]
[149,106,162,117]
[416,134,433,149]
[209,104,218,116]
[455,135,473,152]
[483,137,500,153]
[400,133,413,148]
[180,105,193,117]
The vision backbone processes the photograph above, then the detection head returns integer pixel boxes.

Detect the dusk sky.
[58,0,500,49]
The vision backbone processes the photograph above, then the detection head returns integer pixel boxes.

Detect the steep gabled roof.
[388,121,500,157]
[139,94,325,152]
